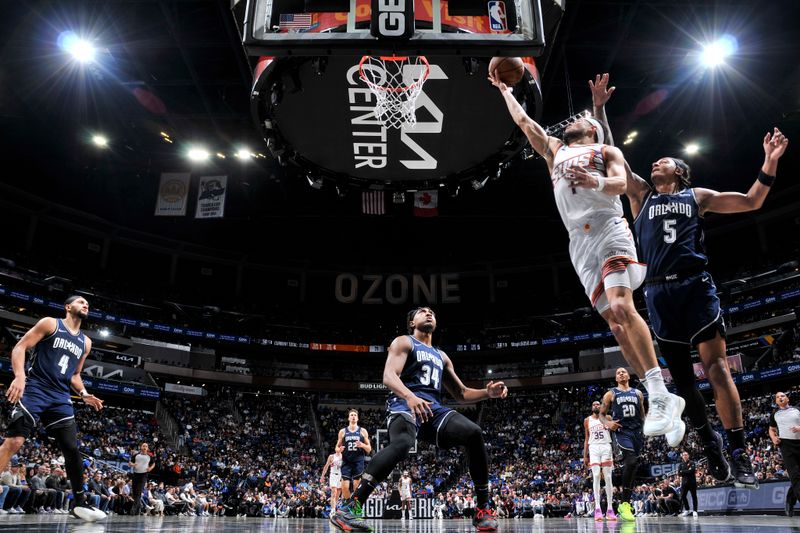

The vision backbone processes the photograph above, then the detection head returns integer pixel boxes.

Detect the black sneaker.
[702,431,732,482]
[730,449,758,489]
[329,499,371,532]
[472,506,498,532]
[70,502,107,522]
[786,499,795,517]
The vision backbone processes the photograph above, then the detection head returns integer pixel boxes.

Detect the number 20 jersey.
[633,189,708,279]
[391,335,444,404]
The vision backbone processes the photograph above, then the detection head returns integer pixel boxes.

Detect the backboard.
[237,0,546,56]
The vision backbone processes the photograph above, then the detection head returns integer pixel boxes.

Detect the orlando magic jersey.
[391,335,444,404]
[610,387,642,434]
[28,319,86,395]
[633,189,707,278]
[342,426,365,462]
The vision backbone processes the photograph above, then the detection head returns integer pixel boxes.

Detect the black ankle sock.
[475,484,490,508]
[726,427,746,454]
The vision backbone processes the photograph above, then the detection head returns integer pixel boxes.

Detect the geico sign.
[335,273,460,305]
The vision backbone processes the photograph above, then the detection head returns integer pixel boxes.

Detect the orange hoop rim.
[358,55,431,94]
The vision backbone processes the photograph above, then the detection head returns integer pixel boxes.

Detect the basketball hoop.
[359,56,430,130]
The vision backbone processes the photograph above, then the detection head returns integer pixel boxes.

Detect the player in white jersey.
[491,72,684,438]
[584,401,616,522]
[321,446,344,512]
[399,471,413,520]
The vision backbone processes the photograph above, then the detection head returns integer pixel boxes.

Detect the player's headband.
[64,295,83,306]
[585,117,605,145]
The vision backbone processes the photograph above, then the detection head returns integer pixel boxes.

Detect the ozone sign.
[335,273,460,305]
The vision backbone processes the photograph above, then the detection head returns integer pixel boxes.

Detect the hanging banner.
[195,175,227,219]
[155,172,190,216]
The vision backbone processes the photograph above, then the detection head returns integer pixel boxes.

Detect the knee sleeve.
[47,422,83,497]
[364,416,416,483]
[658,340,710,429]
[437,414,488,486]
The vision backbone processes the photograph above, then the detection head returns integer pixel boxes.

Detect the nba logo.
[487,1,507,32]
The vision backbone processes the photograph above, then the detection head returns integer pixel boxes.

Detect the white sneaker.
[680,510,690,517]
[0,509,7,515]
[666,419,687,447]
[644,393,685,436]
[692,511,698,517]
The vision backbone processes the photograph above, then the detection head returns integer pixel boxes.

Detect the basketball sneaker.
[643,393,685,436]
[606,508,617,521]
[70,502,107,522]
[618,502,635,522]
[329,499,371,532]
[702,431,732,482]
[730,449,758,489]
[665,419,687,447]
[472,505,498,531]
[594,507,604,522]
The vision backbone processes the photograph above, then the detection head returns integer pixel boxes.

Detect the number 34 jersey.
[28,318,86,395]
[391,335,444,404]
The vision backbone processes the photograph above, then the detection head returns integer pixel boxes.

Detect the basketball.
[489,56,526,86]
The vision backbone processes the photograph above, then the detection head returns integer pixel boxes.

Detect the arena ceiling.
[1,0,798,270]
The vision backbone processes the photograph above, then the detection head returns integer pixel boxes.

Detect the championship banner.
[195,175,227,218]
[155,172,190,216]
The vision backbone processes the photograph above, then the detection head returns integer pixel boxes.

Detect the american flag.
[279,13,312,30]
[362,191,385,215]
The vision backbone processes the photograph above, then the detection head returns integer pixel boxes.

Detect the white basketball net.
[359,56,430,130]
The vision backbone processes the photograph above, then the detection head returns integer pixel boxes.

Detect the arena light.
[216,152,226,159]
[684,143,700,155]
[99,328,110,337]
[700,35,738,68]
[91,134,108,148]
[58,31,96,63]
[487,369,493,375]
[187,147,210,162]
[235,148,253,160]
[627,131,638,139]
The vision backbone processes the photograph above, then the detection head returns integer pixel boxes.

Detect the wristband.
[79,390,89,398]
[595,176,606,192]
[757,170,775,187]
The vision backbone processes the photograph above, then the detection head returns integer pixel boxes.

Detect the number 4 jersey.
[633,188,708,279]
[28,318,86,395]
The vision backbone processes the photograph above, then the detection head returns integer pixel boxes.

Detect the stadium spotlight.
[99,328,110,337]
[700,35,738,68]
[187,147,210,162]
[235,148,253,160]
[487,369,493,375]
[58,31,96,63]
[91,134,108,148]
[684,143,700,155]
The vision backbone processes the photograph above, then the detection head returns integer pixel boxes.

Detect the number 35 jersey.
[391,335,444,404]
[28,319,86,395]
[633,188,708,279]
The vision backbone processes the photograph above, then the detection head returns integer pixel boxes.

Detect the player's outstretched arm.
[695,128,789,215]
[489,73,561,165]
[72,337,104,411]
[6,317,57,404]
[625,160,652,219]
[441,352,507,403]
[589,73,616,147]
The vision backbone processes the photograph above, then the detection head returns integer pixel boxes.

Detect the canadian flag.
[413,190,438,217]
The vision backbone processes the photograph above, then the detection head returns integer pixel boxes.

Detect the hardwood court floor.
[0,515,796,532]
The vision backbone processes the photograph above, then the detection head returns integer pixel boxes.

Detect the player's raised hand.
[83,393,104,411]
[487,381,508,399]
[589,73,615,108]
[567,166,601,190]
[407,395,433,422]
[6,376,26,404]
[764,127,789,161]
[488,73,510,93]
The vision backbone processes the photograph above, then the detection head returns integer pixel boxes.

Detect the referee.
[129,442,155,515]
[768,391,800,517]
